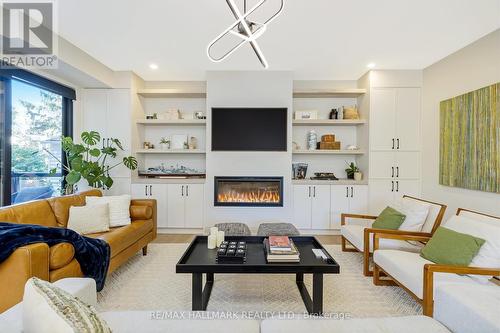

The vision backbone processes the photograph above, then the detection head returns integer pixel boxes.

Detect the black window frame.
[0,67,75,206]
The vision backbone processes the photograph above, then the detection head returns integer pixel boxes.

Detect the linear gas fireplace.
[214,176,284,207]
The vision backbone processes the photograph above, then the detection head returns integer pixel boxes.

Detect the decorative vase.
[160,143,170,150]
[354,172,362,181]
[307,130,317,150]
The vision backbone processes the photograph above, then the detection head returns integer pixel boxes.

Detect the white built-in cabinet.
[368,86,422,214]
[131,183,204,229]
[293,184,368,230]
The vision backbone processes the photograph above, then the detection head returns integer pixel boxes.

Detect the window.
[0,68,75,205]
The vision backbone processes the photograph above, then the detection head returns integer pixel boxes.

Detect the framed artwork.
[439,82,499,193]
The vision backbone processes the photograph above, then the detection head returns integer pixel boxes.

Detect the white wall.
[422,29,500,218]
[205,71,293,229]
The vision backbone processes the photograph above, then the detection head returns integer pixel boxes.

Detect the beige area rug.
[98,244,421,317]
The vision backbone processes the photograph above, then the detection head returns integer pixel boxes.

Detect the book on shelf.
[263,238,300,263]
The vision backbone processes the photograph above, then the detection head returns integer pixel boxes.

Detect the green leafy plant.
[46,131,137,194]
[159,137,170,144]
[345,161,360,179]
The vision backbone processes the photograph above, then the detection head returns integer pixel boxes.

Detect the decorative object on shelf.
[45,131,137,194]
[159,137,170,150]
[216,241,247,263]
[311,172,338,181]
[146,115,155,120]
[171,134,188,150]
[329,108,338,119]
[143,141,154,149]
[346,145,359,150]
[189,136,198,150]
[139,163,206,178]
[292,163,308,179]
[307,130,317,150]
[207,0,285,69]
[320,134,341,150]
[164,109,181,120]
[216,230,225,247]
[295,110,318,120]
[440,82,499,193]
[345,162,360,180]
[292,141,301,150]
[337,106,344,119]
[354,171,363,181]
[194,111,205,119]
[343,106,359,119]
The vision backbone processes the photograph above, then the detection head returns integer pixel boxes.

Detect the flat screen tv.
[211,107,287,151]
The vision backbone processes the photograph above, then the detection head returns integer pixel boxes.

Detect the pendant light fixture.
[207,0,285,68]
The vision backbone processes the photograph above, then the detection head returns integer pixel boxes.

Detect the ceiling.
[58,0,500,81]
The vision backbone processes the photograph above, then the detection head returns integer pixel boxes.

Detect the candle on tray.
[210,226,218,236]
[207,234,217,249]
[216,230,225,247]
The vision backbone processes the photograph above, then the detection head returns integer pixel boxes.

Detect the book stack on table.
[264,236,300,263]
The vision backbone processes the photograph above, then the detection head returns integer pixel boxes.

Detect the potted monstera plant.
[46,131,137,194]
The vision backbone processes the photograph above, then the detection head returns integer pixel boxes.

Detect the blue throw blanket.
[0,222,110,291]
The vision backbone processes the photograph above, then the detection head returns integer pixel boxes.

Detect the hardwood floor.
[153,234,341,244]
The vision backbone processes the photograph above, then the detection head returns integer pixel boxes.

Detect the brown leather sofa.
[0,189,157,313]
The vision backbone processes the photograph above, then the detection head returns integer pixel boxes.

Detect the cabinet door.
[396,88,421,151]
[293,185,312,229]
[130,184,149,199]
[368,180,395,215]
[184,184,204,228]
[370,152,396,179]
[349,185,369,214]
[330,186,350,229]
[167,184,186,228]
[394,152,420,179]
[370,88,396,151]
[82,90,107,137]
[311,185,331,229]
[131,184,168,228]
[394,180,421,200]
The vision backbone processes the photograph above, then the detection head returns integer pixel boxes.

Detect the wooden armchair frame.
[372,208,500,317]
[341,195,447,276]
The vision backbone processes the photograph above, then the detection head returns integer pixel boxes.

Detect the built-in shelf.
[135,149,206,154]
[136,119,206,126]
[293,88,366,98]
[292,149,365,155]
[292,119,366,126]
[292,179,368,185]
[137,89,206,98]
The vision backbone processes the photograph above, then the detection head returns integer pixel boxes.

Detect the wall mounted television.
[211,107,288,151]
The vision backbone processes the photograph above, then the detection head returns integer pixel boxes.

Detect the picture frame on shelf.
[294,110,318,120]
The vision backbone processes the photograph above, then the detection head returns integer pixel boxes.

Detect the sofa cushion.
[47,190,102,227]
[341,224,422,253]
[372,206,406,230]
[394,198,430,232]
[49,243,75,270]
[49,259,84,282]
[434,283,500,333]
[67,203,110,235]
[86,195,131,227]
[0,200,58,227]
[86,220,153,257]
[373,250,492,298]
[100,311,260,333]
[261,316,450,333]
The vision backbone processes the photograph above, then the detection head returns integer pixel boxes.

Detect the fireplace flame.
[217,190,280,203]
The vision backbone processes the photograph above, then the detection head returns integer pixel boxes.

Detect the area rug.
[97,244,421,317]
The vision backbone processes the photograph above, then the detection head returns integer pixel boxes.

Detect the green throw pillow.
[372,206,406,230]
[421,227,485,266]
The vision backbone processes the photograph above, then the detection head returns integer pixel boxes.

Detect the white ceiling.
[58,0,500,81]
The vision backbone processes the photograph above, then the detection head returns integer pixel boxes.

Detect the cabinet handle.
[391,167,394,178]
[308,186,311,198]
[149,185,152,196]
[396,167,399,178]
[346,187,349,198]
[391,181,394,192]
[181,185,184,196]
[145,185,148,196]
[392,138,395,149]
[186,185,189,197]
[397,138,400,150]
[313,186,316,197]
[396,181,399,192]
[350,186,354,197]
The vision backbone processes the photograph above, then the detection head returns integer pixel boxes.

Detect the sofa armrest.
[130,199,157,239]
[372,231,432,252]
[423,264,500,317]
[0,243,49,313]
[340,213,378,226]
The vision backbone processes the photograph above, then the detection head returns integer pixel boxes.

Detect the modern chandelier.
[207,0,285,68]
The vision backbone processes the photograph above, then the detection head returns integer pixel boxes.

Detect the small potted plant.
[345,161,361,180]
[159,137,170,150]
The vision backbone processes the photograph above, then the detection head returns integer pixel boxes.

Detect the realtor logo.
[0,0,58,68]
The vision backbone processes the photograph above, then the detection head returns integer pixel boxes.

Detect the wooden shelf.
[293,89,366,98]
[292,149,365,155]
[137,89,206,98]
[136,119,206,126]
[293,119,366,126]
[135,149,206,154]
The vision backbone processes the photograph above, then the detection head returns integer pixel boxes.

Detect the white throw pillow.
[67,204,110,234]
[393,198,430,232]
[444,215,500,281]
[86,195,131,227]
[23,277,111,333]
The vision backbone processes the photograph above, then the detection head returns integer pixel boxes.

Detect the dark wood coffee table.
[176,236,340,315]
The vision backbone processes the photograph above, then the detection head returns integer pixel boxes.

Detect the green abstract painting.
[440,83,499,193]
